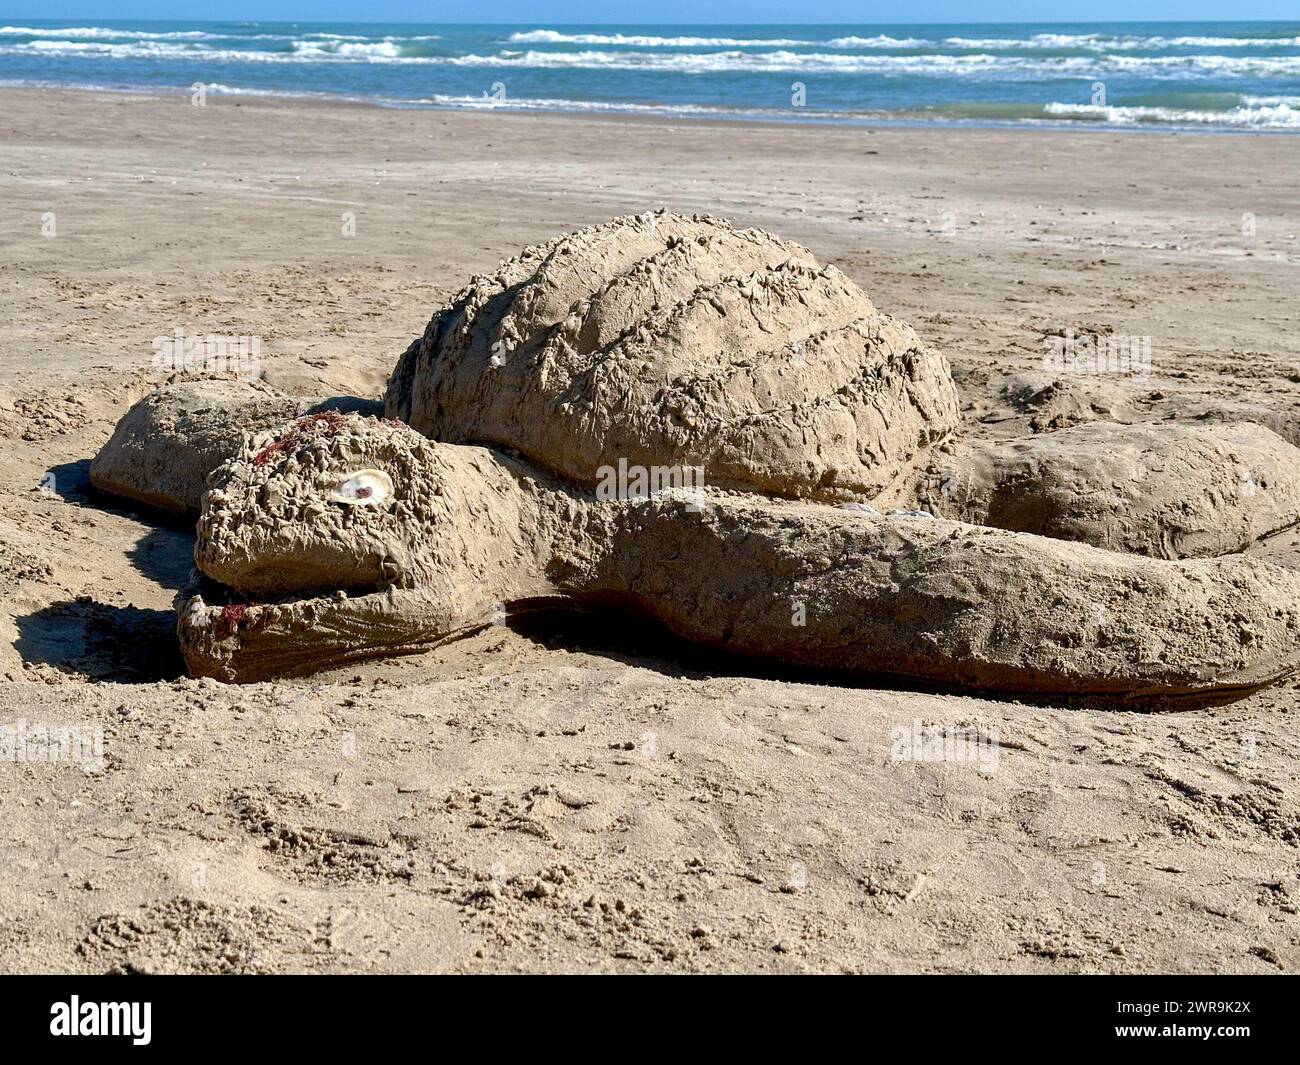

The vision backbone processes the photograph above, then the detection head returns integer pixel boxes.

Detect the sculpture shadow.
[62,453,199,589]
[42,458,93,505]
[307,396,383,418]
[68,451,196,533]
[14,599,185,683]
[127,526,196,591]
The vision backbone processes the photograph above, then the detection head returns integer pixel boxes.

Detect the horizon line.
[4,17,1298,27]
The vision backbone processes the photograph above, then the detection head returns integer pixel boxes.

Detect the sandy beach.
[1,85,1298,973]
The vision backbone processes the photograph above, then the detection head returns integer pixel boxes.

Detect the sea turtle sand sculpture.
[91,212,1300,698]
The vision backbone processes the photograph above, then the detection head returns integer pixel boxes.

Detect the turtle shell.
[385,211,959,501]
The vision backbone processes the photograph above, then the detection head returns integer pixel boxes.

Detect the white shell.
[331,469,394,506]
[185,597,209,628]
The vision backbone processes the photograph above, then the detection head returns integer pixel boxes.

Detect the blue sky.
[7,2,1298,22]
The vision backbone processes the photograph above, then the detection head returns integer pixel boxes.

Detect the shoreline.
[2,80,1297,136]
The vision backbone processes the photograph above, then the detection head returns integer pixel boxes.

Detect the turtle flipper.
[91,380,377,517]
[919,421,1300,559]
[589,494,1300,701]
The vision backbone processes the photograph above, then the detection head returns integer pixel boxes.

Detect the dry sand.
[0,86,1298,973]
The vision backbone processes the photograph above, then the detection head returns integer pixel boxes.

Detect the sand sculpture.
[91,212,1300,698]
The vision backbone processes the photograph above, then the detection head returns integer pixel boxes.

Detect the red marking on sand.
[254,410,351,467]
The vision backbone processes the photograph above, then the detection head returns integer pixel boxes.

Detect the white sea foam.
[7,40,1299,78]
[422,92,783,115]
[291,40,405,58]
[944,32,1300,50]
[1158,35,1300,47]
[507,28,1300,50]
[1044,100,1300,127]
[1241,93,1300,105]
[433,50,1010,73]
[508,29,939,48]
[506,29,812,47]
[0,24,214,40]
[826,35,928,48]
[0,26,443,49]
[420,49,1300,78]
[16,39,207,56]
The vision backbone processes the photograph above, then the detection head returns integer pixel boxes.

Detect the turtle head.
[194,412,438,598]
[179,414,473,681]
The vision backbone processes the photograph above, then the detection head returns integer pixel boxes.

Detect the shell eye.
[331,469,394,506]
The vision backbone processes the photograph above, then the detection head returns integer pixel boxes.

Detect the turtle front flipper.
[91,380,378,517]
[581,494,1300,702]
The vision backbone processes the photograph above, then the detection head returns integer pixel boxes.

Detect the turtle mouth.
[175,566,493,683]
[176,573,425,683]
[184,577,391,627]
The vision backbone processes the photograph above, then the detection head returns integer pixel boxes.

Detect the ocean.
[2,19,1299,130]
